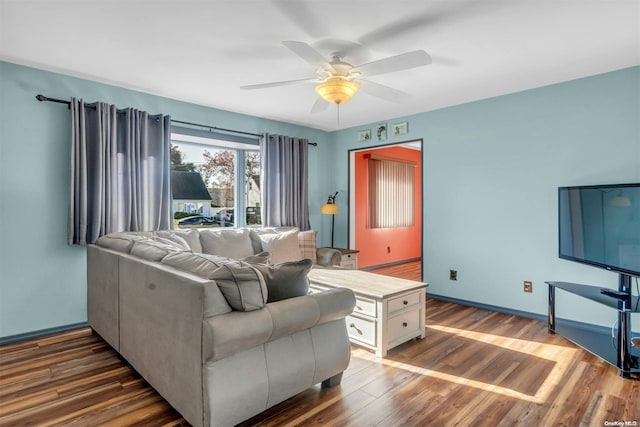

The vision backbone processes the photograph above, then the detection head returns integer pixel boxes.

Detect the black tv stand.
[546,274,639,379]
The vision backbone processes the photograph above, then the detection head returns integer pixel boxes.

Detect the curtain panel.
[260,134,310,230]
[68,98,172,245]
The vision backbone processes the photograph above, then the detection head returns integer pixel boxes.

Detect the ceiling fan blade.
[359,80,410,103]
[358,1,500,48]
[282,41,336,73]
[358,10,444,48]
[240,77,316,90]
[355,50,432,77]
[271,1,326,38]
[310,97,329,114]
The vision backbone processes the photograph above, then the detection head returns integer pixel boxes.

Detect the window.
[367,154,415,228]
[170,127,261,229]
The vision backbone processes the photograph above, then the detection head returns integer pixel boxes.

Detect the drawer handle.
[403,300,408,305]
[402,322,408,327]
[349,323,363,335]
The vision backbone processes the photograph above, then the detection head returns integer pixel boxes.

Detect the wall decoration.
[392,121,408,136]
[357,129,371,142]
[376,123,387,141]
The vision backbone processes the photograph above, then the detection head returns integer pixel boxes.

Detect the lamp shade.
[321,203,339,215]
[315,78,359,105]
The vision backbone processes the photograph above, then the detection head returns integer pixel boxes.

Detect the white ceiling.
[1,0,639,131]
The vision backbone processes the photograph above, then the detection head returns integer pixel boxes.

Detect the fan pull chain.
[336,104,340,129]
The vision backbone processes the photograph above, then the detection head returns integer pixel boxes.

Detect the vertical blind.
[367,154,415,228]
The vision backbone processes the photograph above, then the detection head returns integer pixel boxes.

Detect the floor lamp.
[321,192,339,248]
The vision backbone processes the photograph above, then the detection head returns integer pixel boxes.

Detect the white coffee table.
[308,268,427,357]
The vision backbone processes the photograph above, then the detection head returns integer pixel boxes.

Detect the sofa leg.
[321,372,343,388]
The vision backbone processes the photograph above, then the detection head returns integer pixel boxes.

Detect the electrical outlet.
[450,270,457,281]
[524,281,533,293]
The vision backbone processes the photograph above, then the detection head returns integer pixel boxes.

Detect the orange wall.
[354,146,422,268]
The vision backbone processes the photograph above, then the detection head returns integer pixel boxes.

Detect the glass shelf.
[546,279,639,379]
[553,320,640,374]
[547,281,640,313]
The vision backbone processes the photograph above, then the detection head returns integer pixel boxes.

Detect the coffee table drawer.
[346,315,376,347]
[353,296,376,317]
[388,309,421,344]
[388,291,421,314]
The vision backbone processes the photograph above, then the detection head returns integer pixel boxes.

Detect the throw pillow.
[257,229,303,264]
[207,262,268,311]
[242,251,271,264]
[250,258,313,303]
[199,228,254,259]
[161,252,268,311]
[297,230,318,264]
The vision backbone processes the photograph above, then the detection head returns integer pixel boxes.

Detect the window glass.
[171,139,259,228]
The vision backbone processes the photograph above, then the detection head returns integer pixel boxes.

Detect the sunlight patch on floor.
[352,324,579,404]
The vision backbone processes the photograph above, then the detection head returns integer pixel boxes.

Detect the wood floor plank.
[0,261,637,426]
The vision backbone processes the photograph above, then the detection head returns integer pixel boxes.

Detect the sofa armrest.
[308,287,355,324]
[316,247,342,267]
[203,288,355,363]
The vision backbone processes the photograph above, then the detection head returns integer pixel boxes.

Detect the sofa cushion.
[251,259,313,303]
[130,239,190,262]
[95,232,149,253]
[200,228,254,259]
[162,252,235,278]
[149,235,190,250]
[155,229,202,253]
[297,230,318,264]
[255,229,303,264]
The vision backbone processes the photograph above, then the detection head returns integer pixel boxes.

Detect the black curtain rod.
[35,94,318,146]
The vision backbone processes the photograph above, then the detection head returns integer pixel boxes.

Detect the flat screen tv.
[558,183,640,279]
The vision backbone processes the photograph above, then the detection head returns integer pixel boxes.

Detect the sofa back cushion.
[199,228,254,259]
[155,229,202,253]
[250,259,313,303]
[130,238,191,262]
[95,232,149,253]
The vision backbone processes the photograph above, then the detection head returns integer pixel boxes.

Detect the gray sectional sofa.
[87,227,355,427]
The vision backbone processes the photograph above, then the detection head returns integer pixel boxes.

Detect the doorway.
[348,140,423,277]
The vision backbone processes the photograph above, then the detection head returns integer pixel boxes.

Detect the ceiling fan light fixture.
[315,77,359,105]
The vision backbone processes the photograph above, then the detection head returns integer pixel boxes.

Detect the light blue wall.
[0,61,334,339]
[330,66,640,326]
[2,62,638,339]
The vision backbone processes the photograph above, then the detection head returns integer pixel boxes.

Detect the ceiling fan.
[240,41,432,113]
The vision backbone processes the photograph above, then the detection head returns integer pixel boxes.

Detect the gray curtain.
[260,134,310,230]
[68,98,172,245]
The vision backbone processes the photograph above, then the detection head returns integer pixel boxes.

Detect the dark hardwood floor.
[1,262,637,426]
[368,260,422,281]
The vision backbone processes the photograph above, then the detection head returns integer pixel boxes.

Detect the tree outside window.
[170,142,261,228]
